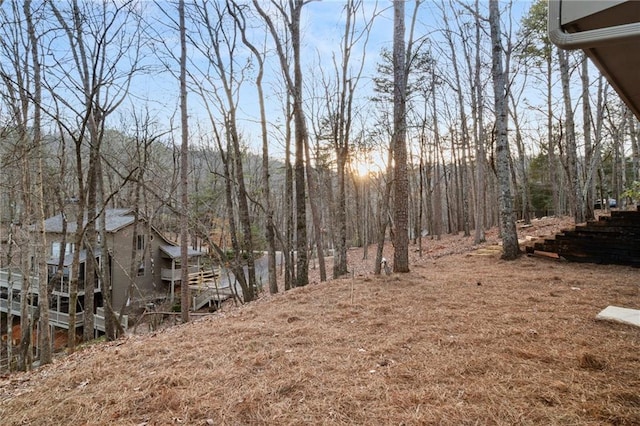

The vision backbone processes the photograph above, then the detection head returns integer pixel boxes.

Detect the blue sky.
[109,1,535,160]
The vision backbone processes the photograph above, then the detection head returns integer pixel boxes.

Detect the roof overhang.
[160,245,204,260]
[548,0,640,119]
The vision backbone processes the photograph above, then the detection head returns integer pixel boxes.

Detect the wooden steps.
[525,208,640,267]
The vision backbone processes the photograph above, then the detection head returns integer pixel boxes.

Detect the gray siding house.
[1,208,203,333]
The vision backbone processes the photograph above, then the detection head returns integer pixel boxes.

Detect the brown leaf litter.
[0,216,639,425]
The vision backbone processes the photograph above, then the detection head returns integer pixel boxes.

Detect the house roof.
[159,245,204,259]
[43,208,135,233]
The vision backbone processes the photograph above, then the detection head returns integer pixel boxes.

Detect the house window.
[52,242,74,257]
[137,261,145,276]
[137,235,145,251]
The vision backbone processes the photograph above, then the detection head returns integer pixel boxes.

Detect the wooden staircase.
[526,207,640,267]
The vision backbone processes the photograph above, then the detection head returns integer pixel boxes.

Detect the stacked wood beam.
[526,207,640,267]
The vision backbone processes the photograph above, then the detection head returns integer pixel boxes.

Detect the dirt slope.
[1,217,639,425]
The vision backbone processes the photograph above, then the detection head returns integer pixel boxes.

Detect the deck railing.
[0,299,84,329]
[161,265,200,281]
[0,269,39,293]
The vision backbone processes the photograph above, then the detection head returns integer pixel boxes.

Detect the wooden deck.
[0,268,125,332]
[186,268,235,310]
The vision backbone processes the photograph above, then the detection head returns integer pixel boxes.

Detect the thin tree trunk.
[179,0,190,322]
[473,0,486,243]
[581,54,595,220]
[374,147,394,275]
[228,3,278,294]
[24,0,52,365]
[557,48,583,223]
[304,142,327,282]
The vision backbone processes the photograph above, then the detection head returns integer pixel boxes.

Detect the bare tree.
[187,1,258,301]
[557,47,583,223]
[440,1,471,237]
[253,0,309,286]
[0,0,36,370]
[580,53,595,220]
[489,0,518,260]
[228,1,278,295]
[312,0,377,278]
[46,0,145,349]
[471,0,487,243]
[24,0,51,365]
[178,0,190,322]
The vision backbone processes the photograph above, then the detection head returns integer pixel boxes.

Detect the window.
[137,235,145,251]
[137,261,145,277]
[53,242,74,256]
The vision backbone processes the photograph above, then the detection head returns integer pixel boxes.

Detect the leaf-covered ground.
[1,216,639,425]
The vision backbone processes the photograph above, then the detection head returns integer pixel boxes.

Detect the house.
[0,208,207,335]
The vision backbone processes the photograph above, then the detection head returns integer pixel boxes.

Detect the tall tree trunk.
[229,3,279,294]
[24,0,52,365]
[230,133,256,301]
[83,153,98,341]
[374,147,394,275]
[547,55,560,216]
[442,6,471,237]
[304,139,327,282]
[489,0,519,260]
[629,112,639,183]
[392,0,409,272]
[473,0,486,244]
[581,54,595,220]
[334,149,348,278]
[508,91,532,224]
[179,0,190,322]
[285,105,294,291]
[431,69,443,240]
[290,1,309,287]
[18,136,33,371]
[557,48,583,223]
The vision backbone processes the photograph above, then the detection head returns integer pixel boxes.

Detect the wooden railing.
[187,268,219,286]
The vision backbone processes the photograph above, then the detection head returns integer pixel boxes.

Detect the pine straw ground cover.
[1,220,640,425]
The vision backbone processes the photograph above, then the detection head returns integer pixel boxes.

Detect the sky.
[7,0,544,164]
[130,0,534,159]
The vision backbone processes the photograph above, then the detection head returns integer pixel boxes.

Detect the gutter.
[548,0,640,49]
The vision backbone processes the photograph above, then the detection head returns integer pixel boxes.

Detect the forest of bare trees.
[1,0,639,371]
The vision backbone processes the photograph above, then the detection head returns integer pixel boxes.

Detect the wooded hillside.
[1,0,639,371]
[1,221,639,425]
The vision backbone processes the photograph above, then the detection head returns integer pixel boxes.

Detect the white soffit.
[549,0,640,119]
[560,0,627,26]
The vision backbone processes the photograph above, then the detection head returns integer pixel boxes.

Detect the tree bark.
[24,0,52,365]
[581,54,595,220]
[557,48,583,223]
[179,0,190,322]
[392,0,409,273]
[489,0,519,260]
[228,2,278,295]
